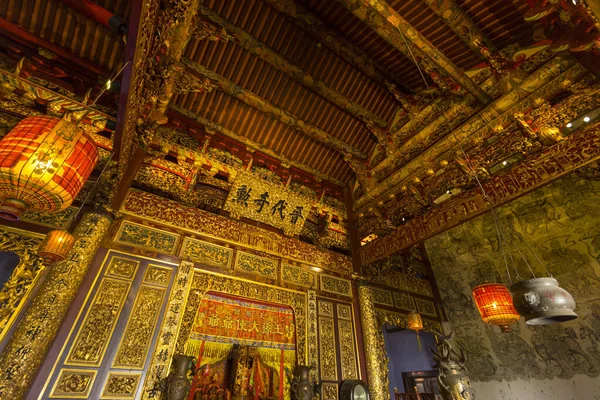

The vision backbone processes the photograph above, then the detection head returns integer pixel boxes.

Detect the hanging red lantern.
[37,230,76,264]
[0,116,98,220]
[407,311,423,331]
[472,283,520,333]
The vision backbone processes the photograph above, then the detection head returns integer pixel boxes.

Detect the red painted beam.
[0,17,110,77]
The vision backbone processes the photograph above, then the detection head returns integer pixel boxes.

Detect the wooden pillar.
[357,283,389,400]
[0,211,113,399]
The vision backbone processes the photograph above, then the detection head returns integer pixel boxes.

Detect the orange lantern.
[37,230,76,264]
[472,283,520,333]
[407,311,423,331]
[0,116,98,220]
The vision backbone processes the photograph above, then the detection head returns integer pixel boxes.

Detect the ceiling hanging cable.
[396,27,577,326]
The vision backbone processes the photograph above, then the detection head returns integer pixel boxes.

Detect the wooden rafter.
[261,0,409,93]
[167,105,348,186]
[196,4,390,142]
[334,0,491,104]
[181,58,368,159]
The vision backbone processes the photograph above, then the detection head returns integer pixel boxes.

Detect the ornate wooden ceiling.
[1,0,599,261]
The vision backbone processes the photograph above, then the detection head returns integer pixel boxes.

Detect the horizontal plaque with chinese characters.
[224,171,313,235]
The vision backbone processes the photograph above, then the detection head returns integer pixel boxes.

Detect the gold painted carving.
[143,265,172,287]
[318,300,334,317]
[49,369,97,399]
[114,285,166,369]
[121,189,352,275]
[318,316,337,381]
[336,303,352,321]
[21,206,76,229]
[234,251,278,279]
[0,228,44,343]
[415,298,437,317]
[0,212,112,399]
[321,383,338,400]
[393,292,416,310]
[115,220,180,255]
[281,263,316,288]
[180,237,233,269]
[338,319,358,380]
[142,261,195,399]
[307,290,319,384]
[224,170,312,235]
[101,372,141,399]
[106,257,140,280]
[371,287,394,307]
[320,275,353,297]
[66,278,131,366]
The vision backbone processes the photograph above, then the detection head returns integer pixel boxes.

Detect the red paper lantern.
[472,283,520,333]
[37,230,76,264]
[0,116,98,220]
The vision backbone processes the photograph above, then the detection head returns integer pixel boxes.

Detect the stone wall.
[425,174,600,400]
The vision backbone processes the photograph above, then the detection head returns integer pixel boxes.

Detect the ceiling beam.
[261,0,409,93]
[335,0,491,104]
[168,105,348,186]
[422,0,506,75]
[0,17,110,77]
[361,119,600,265]
[355,56,586,212]
[196,5,390,140]
[181,58,367,159]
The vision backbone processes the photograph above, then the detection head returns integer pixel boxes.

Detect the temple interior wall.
[425,174,600,400]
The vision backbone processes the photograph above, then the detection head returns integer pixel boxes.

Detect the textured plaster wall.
[425,174,600,400]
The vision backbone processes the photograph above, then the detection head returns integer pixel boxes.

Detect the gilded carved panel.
[338,319,358,380]
[115,220,180,255]
[180,237,233,269]
[393,292,415,310]
[106,257,140,280]
[101,372,141,399]
[66,278,131,366]
[307,290,319,383]
[318,316,338,381]
[371,286,394,307]
[415,297,437,317]
[21,206,76,229]
[113,285,166,369]
[143,265,172,287]
[321,383,338,400]
[318,300,334,317]
[281,263,316,287]
[121,189,352,275]
[336,304,352,321]
[234,251,278,279]
[142,261,195,399]
[50,369,97,399]
[320,275,352,297]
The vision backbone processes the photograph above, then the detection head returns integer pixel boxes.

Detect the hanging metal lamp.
[407,310,423,331]
[510,277,577,325]
[472,283,520,332]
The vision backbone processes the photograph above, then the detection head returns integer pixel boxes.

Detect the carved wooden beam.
[168,105,348,186]
[196,5,389,139]
[356,56,584,212]
[334,0,491,104]
[422,0,507,75]
[181,58,367,159]
[361,119,600,265]
[260,0,409,94]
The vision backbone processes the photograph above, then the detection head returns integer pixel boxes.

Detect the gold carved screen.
[40,250,180,400]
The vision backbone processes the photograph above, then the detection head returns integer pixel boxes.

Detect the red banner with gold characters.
[188,293,296,350]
